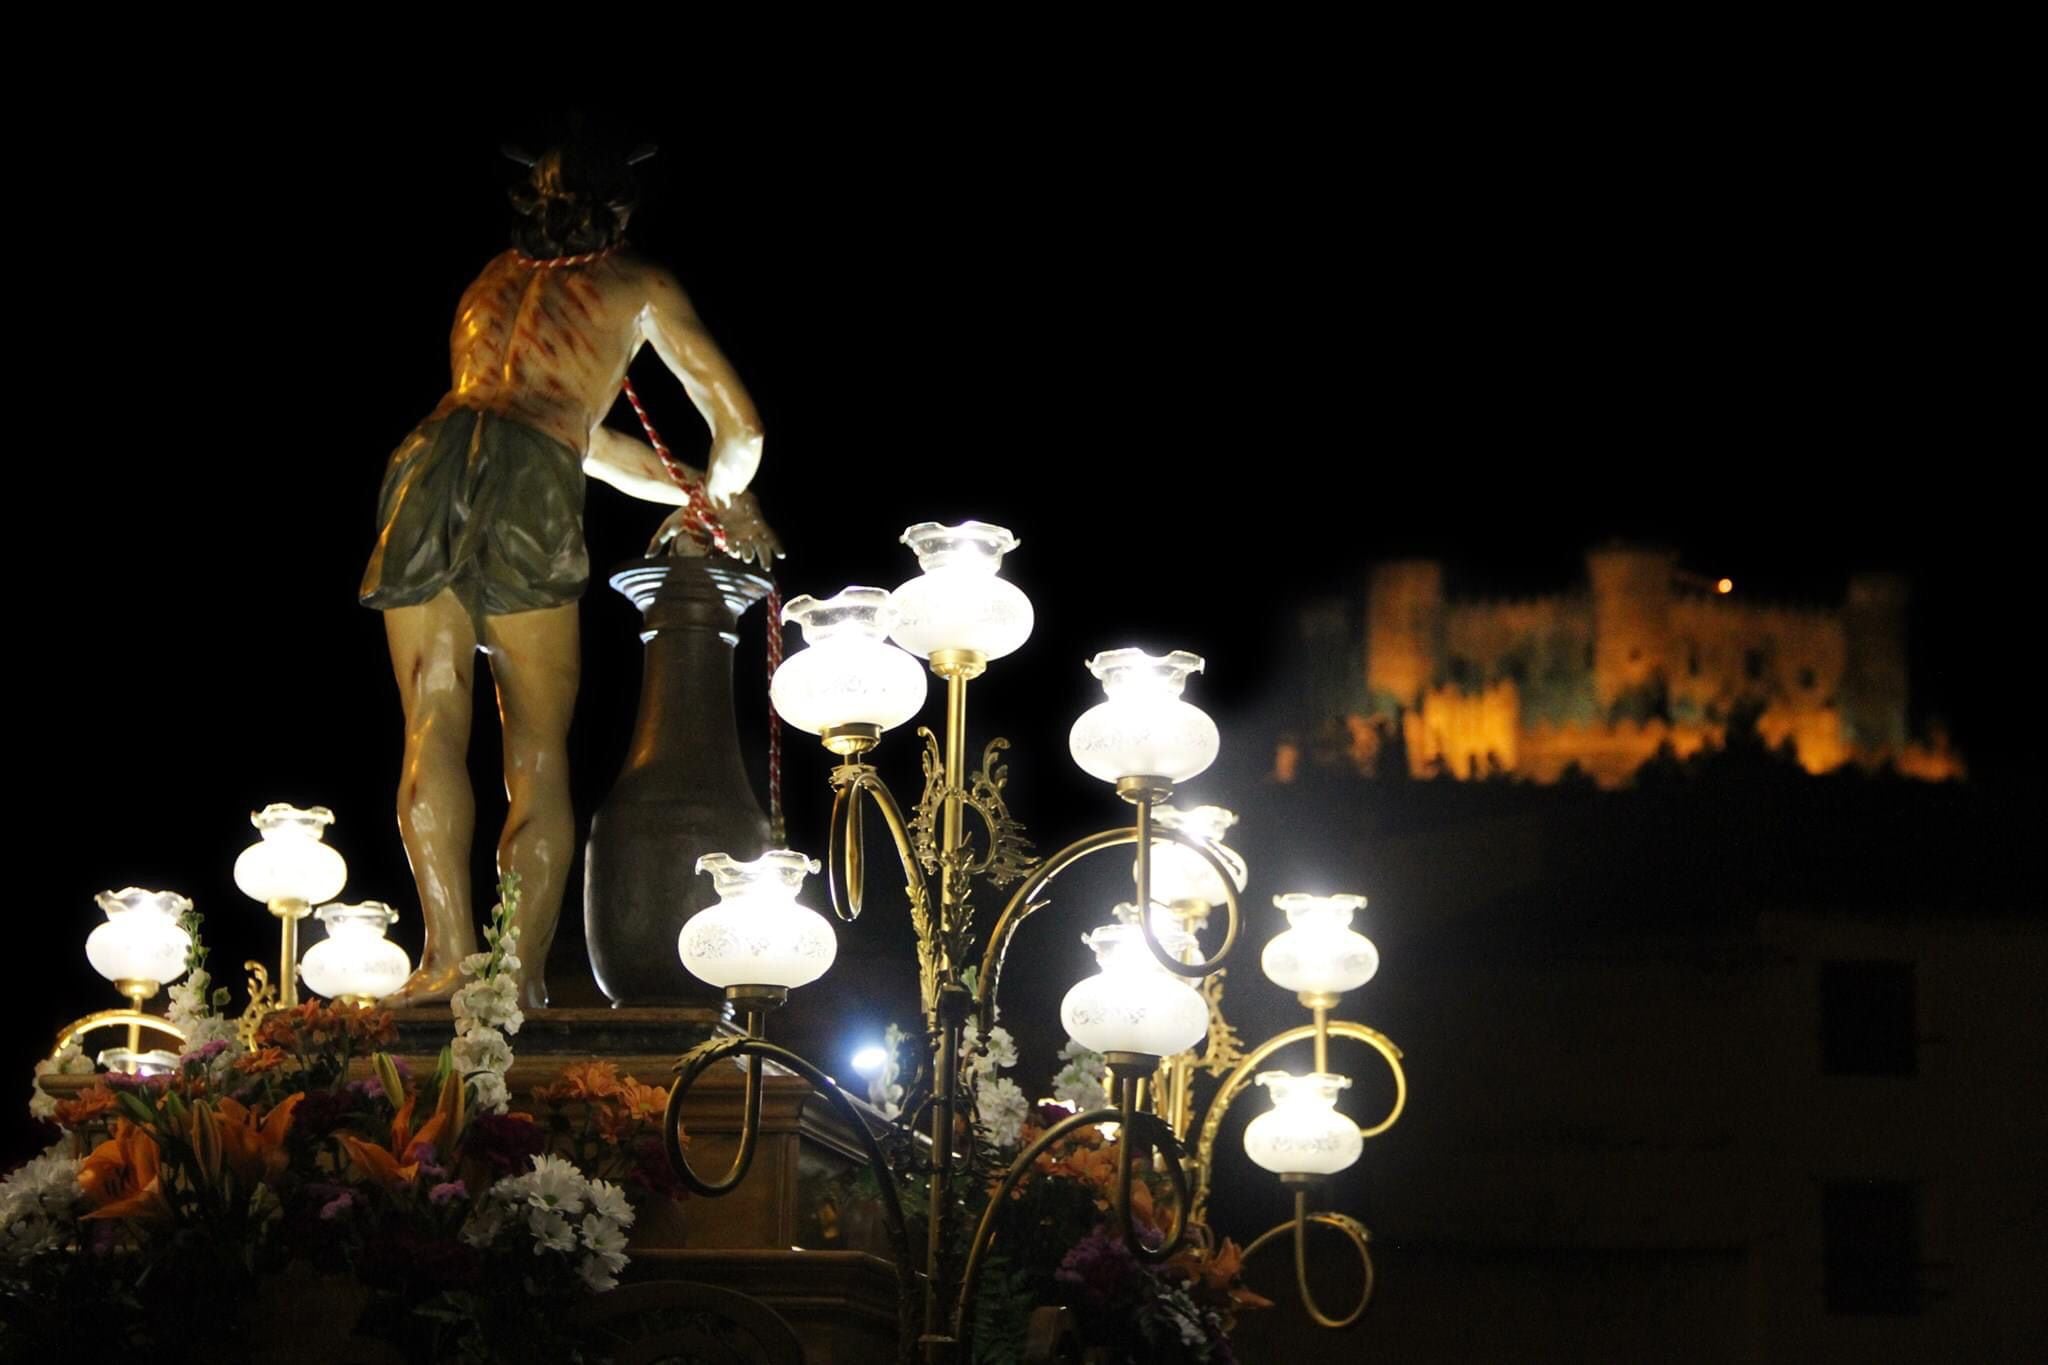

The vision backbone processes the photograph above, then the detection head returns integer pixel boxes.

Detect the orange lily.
[213,1094,303,1188]
[342,1069,462,1191]
[78,1119,171,1222]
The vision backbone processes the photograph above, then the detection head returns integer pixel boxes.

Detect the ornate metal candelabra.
[658,521,1407,1363]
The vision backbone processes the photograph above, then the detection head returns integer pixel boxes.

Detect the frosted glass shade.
[680,850,837,990]
[1261,894,1379,996]
[1069,649,1219,784]
[301,901,412,1002]
[888,521,1034,661]
[1059,911,1209,1059]
[1146,804,1248,911]
[1243,1071,1363,1176]
[770,588,928,735]
[233,804,348,905]
[85,888,192,988]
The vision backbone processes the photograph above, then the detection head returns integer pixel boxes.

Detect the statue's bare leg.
[481,603,580,1009]
[381,591,480,1006]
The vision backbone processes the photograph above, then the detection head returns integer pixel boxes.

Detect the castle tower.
[1365,560,1444,712]
[1585,544,1678,709]
[1842,572,1909,753]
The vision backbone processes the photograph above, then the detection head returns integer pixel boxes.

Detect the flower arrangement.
[2,878,680,1364]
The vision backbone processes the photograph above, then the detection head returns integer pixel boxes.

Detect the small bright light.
[851,1045,889,1076]
[1716,578,1734,595]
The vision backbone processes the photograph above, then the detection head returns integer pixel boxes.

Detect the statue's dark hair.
[506,137,653,258]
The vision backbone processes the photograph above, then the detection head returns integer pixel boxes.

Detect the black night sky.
[7,63,2033,1358]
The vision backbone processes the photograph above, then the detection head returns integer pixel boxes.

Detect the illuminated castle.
[1279,545,1964,787]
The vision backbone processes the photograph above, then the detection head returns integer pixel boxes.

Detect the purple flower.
[468,1112,546,1176]
[1055,1228,1148,1310]
[181,1040,230,1065]
[293,1088,362,1139]
[104,1071,167,1093]
[319,1190,357,1221]
[428,1180,468,1206]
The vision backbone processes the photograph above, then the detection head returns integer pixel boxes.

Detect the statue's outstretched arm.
[638,266,764,506]
[583,424,695,505]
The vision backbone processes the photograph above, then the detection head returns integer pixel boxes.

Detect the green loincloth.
[359,407,587,630]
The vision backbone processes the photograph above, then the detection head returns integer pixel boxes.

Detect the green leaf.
[115,1090,159,1128]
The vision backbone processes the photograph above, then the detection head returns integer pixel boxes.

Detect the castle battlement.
[1280,548,1961,787]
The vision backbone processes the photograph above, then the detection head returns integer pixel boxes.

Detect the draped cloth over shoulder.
[359,407,588,628]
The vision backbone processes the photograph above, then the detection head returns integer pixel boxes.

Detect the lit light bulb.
[300,902,412,1005]
[680,851,837,991]
[1144,805,1248,922]
[851,1044,890,1077]
[887,521,1034,662]
[1262,894,1378,997]
[1059,905,1210,1059]
[233,804,348,907]
[85,888,193,992]
[771,588,928,738]
[1243,1071,1363,1176]
[1068,649,1220,786]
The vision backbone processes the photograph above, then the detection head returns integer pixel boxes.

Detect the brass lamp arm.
[971,818,1244,1033]
[1190,1020,1406,1225]
[51,1010,187,1059]
[663,1029,919,1365]
[826,763,929,925]
[1241,1193,1376,1330]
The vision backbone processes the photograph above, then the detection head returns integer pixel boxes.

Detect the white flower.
[579,1213,629,1259]
[461,1196,510,1248]
[452,978,524,1039]
[1053,1040,1108,1113]
[981,1025,1019,1070]
[577,1254,620,1292]
[452,1027,513,1077]
[0,1142,82,1264]
[28,1045,94,1123]
[976,1076,1030,1150]
[586,1179,635,1228]
[527,1207,578,1254]
[523,1155,587,1216]
[468,1070,510,1116]
[453,974,524,1035]
[460,951,494,978]
[959,1021,1019,1085]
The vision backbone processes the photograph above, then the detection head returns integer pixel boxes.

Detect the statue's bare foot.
[382,961,466,1008]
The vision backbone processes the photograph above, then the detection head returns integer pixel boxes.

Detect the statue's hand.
[648,506,711,558]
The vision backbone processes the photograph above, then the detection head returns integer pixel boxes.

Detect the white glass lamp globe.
[770,588,929,736]
[1068,649,1220,785]
[233,805,348,906]
[1146,805,1249,915]
[85,888,193,989]
[888,521,1034,662]
[1059,908,1210,1059]
[680,850,838,991]
[1243,1071,1364,1176]
[1261,894,1379,996]
[301,902,412,1004]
